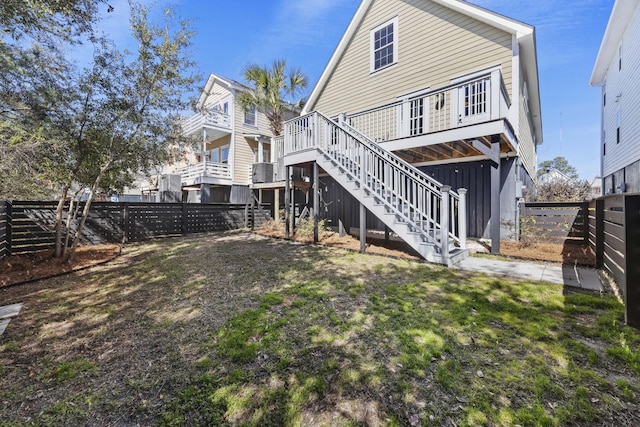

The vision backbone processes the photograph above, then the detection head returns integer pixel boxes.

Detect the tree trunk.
[66,164,109,262]
[54,184,71,258]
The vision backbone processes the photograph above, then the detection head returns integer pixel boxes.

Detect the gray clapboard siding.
[601,4,640,180]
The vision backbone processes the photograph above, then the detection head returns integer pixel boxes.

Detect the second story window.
[619,43,622,71]
[370,17,398,73]
[244,105,257,127]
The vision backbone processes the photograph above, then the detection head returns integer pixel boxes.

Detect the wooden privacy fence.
[0,201,270,258]
[588,194,640,327]
[520,201,589,243]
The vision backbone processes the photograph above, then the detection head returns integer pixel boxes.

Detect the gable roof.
[590,0,640,85]
[303,0,541,134]
[196,73,247,110]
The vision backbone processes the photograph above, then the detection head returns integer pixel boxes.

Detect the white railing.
[346,69,510,142]
[182,109,232,136]
[175,162,231,183]
[284,112,467,253]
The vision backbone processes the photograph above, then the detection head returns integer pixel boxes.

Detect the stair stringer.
[314,149,467,266]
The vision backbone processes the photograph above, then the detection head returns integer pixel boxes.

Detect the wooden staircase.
[282,112,468,266]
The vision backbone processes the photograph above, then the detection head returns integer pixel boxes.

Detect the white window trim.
[243,105,257,127]
[370,16,399,74]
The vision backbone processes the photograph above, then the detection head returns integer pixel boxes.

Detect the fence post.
[244,201,249,229]
[121,203,129,245]
[6,201,12,256]
[457,188,467,250]
[624,195,640,328]
[182,203,188,235]
[441,186,451,257]
[251,196,256,231]
[595,199,604,269]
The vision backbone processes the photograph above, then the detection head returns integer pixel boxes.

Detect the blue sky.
[98,0,614,179]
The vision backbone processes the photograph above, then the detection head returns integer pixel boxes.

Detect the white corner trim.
[302,0,374,114]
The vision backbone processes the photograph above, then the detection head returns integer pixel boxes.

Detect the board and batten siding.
[601,3,640,180]
[313,0,513,118]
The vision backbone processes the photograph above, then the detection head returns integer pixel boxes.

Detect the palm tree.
[237,59,307,136]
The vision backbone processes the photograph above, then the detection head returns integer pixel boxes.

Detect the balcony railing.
[174,162,231,184]
[346,69,511,142]
[182,109,232,136]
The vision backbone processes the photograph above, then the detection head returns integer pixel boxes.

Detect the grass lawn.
[0,231,638,426]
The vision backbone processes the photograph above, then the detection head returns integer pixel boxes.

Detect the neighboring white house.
[589,176,603,199]
[590,0,640,194]
[537,169,572,185]
[279,0,543,261]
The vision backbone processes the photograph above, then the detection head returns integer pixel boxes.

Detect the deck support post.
[274,189,280,222]
[285,166,290,240]
[313,162,319,243]
[490,139,501,254]
[457,188,467,250]
[360,203,366,253]
[471,137,502,254]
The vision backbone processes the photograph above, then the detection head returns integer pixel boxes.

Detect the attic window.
[370,17,398,73]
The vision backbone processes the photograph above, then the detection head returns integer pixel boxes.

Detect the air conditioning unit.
[159,174,181,192]
[252,162,274,183]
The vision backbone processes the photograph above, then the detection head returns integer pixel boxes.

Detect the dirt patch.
[0,244,121,288]
[257,220,596,266]
[499,240,596,266]
[255,222,421,261]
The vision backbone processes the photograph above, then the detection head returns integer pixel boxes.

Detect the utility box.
[159,174,181,192]
[252,163,274,183]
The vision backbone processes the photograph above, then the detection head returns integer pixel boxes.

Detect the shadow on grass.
[0,231,638,427]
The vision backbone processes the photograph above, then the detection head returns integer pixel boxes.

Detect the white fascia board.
[590,0,639,85]
[518,31,543,145]
[302,0,374,114]
[378,120,514,152]
[431,0,533,36]
[196,73,245,110]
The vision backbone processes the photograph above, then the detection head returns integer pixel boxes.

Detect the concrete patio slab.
[0,303,23,320]
[0,319,9,336]
[455,257,603,291]
[0,303,23,337]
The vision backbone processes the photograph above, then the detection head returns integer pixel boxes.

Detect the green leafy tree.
[49,4,199,261]
[537,156,579,181]
[0,1,107,200]
[1,0,108,44]
[237,59,307,136]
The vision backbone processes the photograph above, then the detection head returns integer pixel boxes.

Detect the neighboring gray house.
[590,0,640,194]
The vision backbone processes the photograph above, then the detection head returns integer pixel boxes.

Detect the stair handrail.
[339,120,454,200]
[284,111,464,250]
